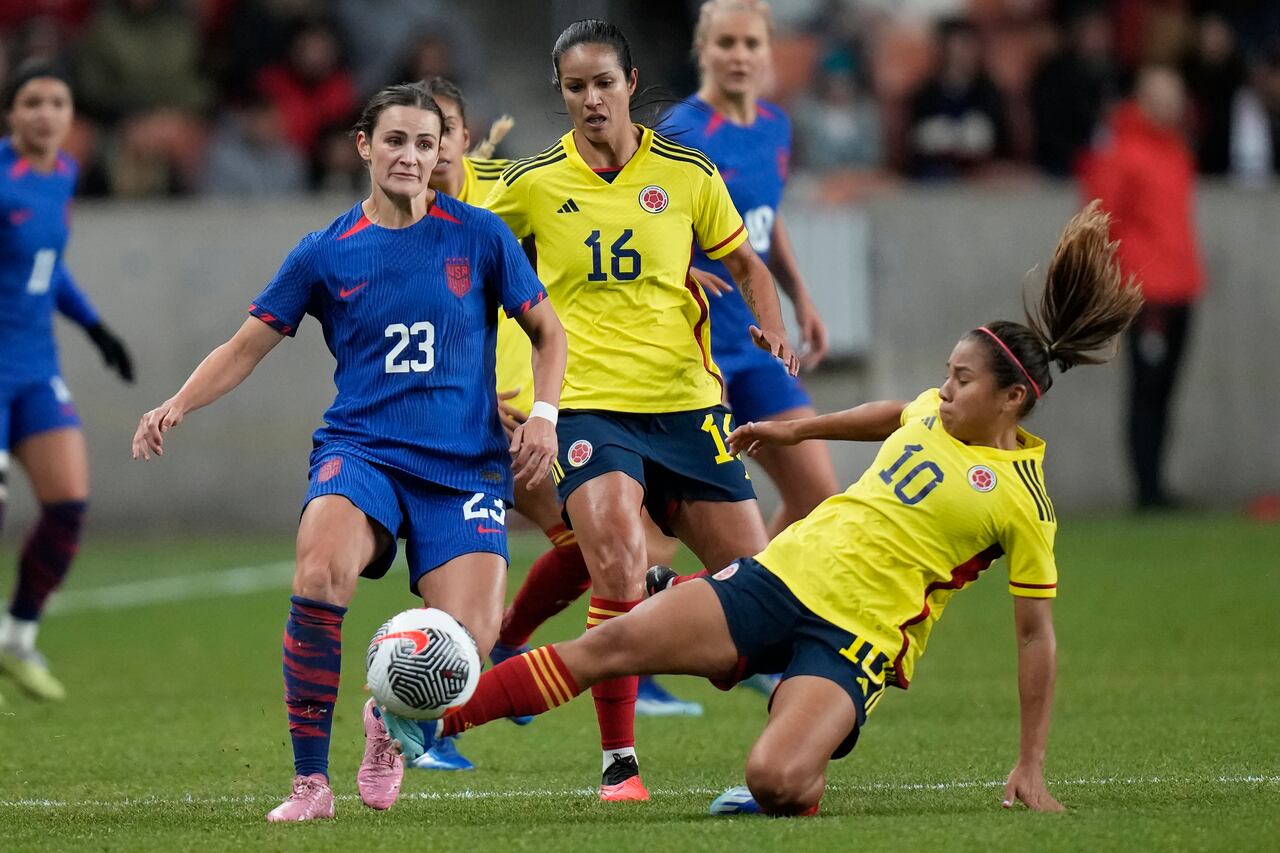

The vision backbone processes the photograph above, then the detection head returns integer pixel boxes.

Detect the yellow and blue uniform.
[483,126,755,525]
[706,389,1057,755]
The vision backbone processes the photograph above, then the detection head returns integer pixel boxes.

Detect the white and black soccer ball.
[366,608,481,720]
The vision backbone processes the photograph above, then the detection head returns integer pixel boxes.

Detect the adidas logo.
[556,198,581,214]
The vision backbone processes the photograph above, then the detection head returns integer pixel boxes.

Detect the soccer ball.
[366,608,481,720]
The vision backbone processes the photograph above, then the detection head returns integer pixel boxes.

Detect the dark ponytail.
[971,200,1145,415]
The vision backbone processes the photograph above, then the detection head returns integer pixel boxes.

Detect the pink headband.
[977,326,1042,399]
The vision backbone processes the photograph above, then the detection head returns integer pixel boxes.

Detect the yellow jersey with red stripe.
[483,126,747,413]
[757,389,1058,689]
[457,157,538,414]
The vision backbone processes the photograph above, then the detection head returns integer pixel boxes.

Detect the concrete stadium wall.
[2,186,1276,539]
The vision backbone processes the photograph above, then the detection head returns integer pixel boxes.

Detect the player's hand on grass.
[691,267,734,297]
[794,300,829,370]
[132,399,186,460]
[497,387,527,435]
[510,414,556,489]
[749,325,799,376]
[727,419,798,457]
[1002,762,1064,812]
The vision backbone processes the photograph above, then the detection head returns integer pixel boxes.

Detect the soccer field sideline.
[5,774,1276,811]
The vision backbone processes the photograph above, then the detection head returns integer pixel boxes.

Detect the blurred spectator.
[906,18,1012,180]
[255,18,358,163]
[74,0,213,195]
[792,61,883,172]
[1079,66,1205,511]
[1182,14,1248,175]
[200,95,306,197]
[334,0,462,94]
[1030,6,1122,177]
[0,1,93,33]
[1230,45,1280,182]
[74,0,212,122]
[209,0,324,101]
[393,31,461,89]
[312,124,365,193]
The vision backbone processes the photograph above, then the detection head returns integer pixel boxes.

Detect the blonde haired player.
[388,202,1143,818]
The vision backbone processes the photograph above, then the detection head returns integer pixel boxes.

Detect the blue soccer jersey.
[0,138,100,391]
[657,96,791,356]
[248,193,546,502]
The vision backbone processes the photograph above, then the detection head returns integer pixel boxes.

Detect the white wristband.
[528,400,559,426]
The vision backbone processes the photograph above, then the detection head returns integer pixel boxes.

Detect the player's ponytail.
[971,200,1144,416]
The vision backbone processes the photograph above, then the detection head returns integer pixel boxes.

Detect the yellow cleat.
[0,647,66,701]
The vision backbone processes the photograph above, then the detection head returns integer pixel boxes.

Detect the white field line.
[45,561,296,616]
[2,775,1276,810]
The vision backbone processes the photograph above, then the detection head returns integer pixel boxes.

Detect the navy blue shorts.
[304,449,509,594]
[704,556,891,759]
[551,405,756,534]
[0,376,81,451]
[716,341,812,423]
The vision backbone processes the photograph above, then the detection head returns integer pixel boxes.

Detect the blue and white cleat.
[490,642,534,725]
[709,785,761,815]
[380,707,436,763]
[635,676,704,717]
[409,734,475,771]
[740,672,781,697]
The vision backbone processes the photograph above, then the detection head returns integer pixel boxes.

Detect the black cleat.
[645,565,677,597]
[600,753,649,801]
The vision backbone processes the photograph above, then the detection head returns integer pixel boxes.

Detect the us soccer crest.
[638,185,668,213]
[445,257,471,297]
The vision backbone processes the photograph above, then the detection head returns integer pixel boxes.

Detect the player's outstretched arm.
[1003,596,1063,813]
[766,213,828,370]
[509,300,565,488]
[726,399,907,457]
[131,317,284,460]
[720,241,799,375]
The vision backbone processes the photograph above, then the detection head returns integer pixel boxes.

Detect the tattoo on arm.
[739,271,759,320]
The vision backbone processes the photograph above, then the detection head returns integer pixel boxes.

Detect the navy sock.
[283,595,346,779]
[9,501,85,621]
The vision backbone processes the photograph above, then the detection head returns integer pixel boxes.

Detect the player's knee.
[292,546,355,604]
[745,751,820,815]
[582,533,646,598]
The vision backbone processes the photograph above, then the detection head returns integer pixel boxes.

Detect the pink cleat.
[357,698,403,810]
[266,773,334,822]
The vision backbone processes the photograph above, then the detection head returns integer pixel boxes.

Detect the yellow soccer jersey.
[758,389,1058,689]
[484,126,748,413]
[459,157,538,413]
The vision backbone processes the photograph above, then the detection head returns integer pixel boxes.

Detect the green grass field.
[1,515,1277,851]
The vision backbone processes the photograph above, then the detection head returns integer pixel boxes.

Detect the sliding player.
[132,82,566,822]
[388,201,1141,817]
[0,61,133,705]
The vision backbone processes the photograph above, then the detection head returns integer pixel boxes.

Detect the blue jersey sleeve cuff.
[503,288,547,319]
[248,302,298,336]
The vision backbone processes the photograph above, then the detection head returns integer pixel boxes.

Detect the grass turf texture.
[0,516,1276,851]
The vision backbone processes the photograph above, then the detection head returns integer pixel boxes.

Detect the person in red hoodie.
[1080,66,1205,510]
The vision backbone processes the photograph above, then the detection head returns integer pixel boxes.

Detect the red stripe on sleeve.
[1009,581,1057,589]
[706,223,745,255]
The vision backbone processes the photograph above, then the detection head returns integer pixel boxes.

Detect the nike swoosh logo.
[371,629,431,654]
[476,526,504,534]
[339,281,368,298]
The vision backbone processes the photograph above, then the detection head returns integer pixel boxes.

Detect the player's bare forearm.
[793,400,908,442]
[172,317,282,414]
[728,399,905,457]
[516,300,565,408]
[1013,597,1056,767]
[722,243,785,334]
